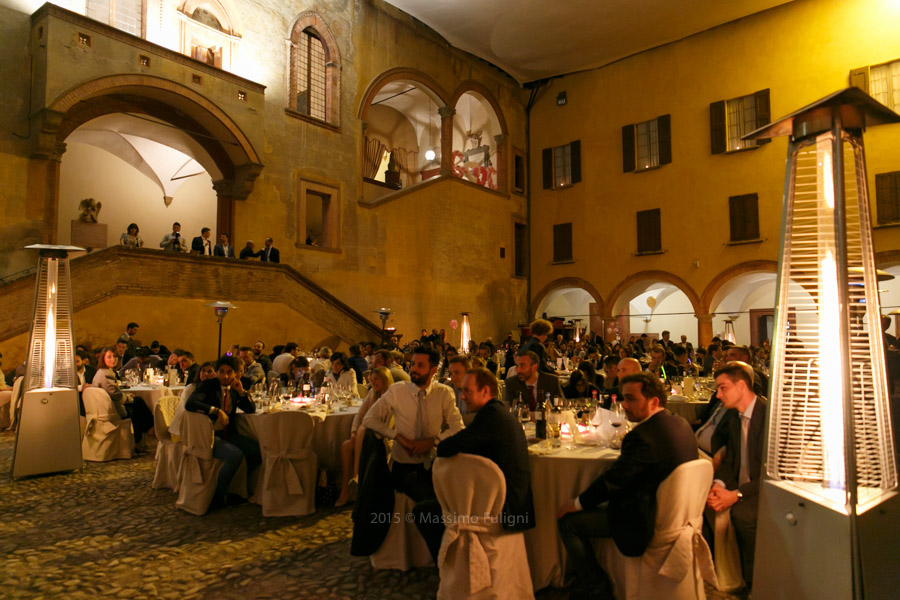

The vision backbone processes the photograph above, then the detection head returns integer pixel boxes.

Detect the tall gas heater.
[11,244,84,479]
[745,89,898,599]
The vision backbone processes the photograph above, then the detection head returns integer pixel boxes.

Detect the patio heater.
[374,308,391,346]
[459,312,472,353]
[745,88,898,600]
[574,318,582,343]
[11,244,84,479]
[205,301,237,357]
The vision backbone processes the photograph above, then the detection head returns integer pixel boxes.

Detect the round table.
[123,384,177,414]
[666,399,709,423]
[525,444,619,590]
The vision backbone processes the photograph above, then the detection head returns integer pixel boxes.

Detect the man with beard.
[504,350,565,410]
[362,346,463,502]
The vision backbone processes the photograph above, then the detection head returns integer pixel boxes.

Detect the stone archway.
[700,261,779,346]
[605,271,701,345]
[30,74,262,244]
[531,277,605,337]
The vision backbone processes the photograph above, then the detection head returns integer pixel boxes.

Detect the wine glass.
[609,402,625,449]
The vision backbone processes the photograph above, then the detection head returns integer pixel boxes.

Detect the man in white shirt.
[191,227,213,255]
[272,342,300,376]
[362,346,464,501]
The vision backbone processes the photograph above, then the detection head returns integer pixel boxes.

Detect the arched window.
[177,1,240,71]
[289,13,340,126]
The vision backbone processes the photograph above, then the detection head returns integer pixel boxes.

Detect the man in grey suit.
[504,350,565,410]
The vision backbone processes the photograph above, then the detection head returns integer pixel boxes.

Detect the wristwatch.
[735,490,744,502]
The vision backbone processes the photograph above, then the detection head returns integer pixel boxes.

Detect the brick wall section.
[0,247,383,343]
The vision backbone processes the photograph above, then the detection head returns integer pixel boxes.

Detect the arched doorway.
[707,271,777,346]
[532,278,604,338]
[608,274,700,346]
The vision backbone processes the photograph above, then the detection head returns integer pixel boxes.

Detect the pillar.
[696,313,714,348]
[493,133,508,193]
[438,105,456,177]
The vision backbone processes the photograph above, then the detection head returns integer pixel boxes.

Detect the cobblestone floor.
[0,431,747,599]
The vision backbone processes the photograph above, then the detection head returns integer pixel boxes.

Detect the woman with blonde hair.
[335,366,393,506]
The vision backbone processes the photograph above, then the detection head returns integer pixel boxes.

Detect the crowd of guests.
[116,220,282,263]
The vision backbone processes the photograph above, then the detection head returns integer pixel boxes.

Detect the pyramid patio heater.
[745,88,898,600]
[11,244,84,479]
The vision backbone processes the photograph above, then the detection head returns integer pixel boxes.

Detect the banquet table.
[666,398,709,423]
[123,384,181,414]
[525,442,619,589]
[235,403,359,471]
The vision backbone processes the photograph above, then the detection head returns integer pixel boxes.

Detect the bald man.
[617,357,642,378]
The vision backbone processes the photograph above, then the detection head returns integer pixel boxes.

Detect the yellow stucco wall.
[529,0,900,326]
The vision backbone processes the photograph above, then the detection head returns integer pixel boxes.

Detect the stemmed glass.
[609,401,625,449]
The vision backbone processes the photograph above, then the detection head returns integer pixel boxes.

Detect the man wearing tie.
[191,227,213,255]
[214,233,234,258]
[704,361,767,587]
[504,350,565,410]
[260,237,280,263]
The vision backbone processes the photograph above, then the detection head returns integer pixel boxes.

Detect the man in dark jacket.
[557,372,698,600]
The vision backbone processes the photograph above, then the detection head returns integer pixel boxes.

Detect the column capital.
[695,313,715,323]
[493,133,508,145]
[438,105,456,119]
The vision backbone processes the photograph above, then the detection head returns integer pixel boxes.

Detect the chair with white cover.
[598,458,717,600]
[432,454,533,599]
[0,388,12,430]
[255,411,318,516]
[81,387,134,461]
[152,395,184,491]
[175,412,223,515]
[7,376,24,431]
[711,509,745,592]
[369,491,434,570]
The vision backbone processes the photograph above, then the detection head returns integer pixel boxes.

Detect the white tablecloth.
[666,399,709,423]
[236,404,360,470]
[526,444,619,589]
[123,385,172,414]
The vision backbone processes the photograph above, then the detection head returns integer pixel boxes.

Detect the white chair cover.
[8,376,23,431]
[370,492,434,571]
[598,458,717,600]
[0,389,11,430]
[712,508,745,592]
[432,454,534,600]
[255,411,318,516]
[175,412,223,515]
[152,395,184,491]
[81,387,134,461]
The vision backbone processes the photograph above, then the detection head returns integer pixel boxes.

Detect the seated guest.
[724,345,769,397]
[703,362,767,587]
[310,347,333,374]
[178,351,200,385]
[601,356,619,393]
[252,340,273,375]
[446,355,472,423]
[284,356,311,387]
[347,345,368,384]
[673,345,698,378]
[238,346,265,389]
[169,361,216,438]
[120,347,163,376]
[272,342,299,376]
[149,340,169,361]
[114,339,133,369]
[335,366,394,507]
[562,369,601,401]
[371,348,410,382]
[185,355,261,510]
[578,359,602,389]
[557,372,698,599]
[413,367,536,561]
[362,346,463,503]
[92,346,154,451]
[325,352,359,398]
[504,350,565,410]
[75,349,96,391]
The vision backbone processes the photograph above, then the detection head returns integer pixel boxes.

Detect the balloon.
[646,296,657,309]
[450,319,458,330]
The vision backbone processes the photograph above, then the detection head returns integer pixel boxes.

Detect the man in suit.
[178,351,200,385]
[504,350,565,410]
[117,322,139,359]
[191,227,213,255]
[260,237,280,263]
[185,355,260,510]
[725,344,769,397]
[214,233,235,258]
[239,240,260,260]
[704,361,767,587]
[413,367,535,561]
[519,318,556,374]
[446,354,472,422]
[557,372,698,600]
[159,222,187,252]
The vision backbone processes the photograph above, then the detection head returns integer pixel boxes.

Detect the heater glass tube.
[43,258,59,389]
[460,315,471,353]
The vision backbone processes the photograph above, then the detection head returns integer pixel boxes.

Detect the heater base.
[11,389,83,479]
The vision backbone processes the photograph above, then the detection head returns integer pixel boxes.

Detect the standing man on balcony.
[260,237,280,263]
[160,222,188,252]
[192,227,213,255]
[214,233,234,258]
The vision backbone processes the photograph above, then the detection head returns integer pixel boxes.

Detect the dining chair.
[433,454,534,600]
[255,411,318,516]
[0,388,11,429]
[369,491,434,570]
[152,395,184,491]
[597,458,718,600]
[81,387,134,461]
[8,376,23,431]
[175,412,223,515]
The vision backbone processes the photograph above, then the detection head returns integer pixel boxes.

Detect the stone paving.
[0,431,748,599]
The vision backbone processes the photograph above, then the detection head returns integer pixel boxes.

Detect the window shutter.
[850,67,870,93]
[754,89,771,146]
[622,124,636,172]
[729,194,759,241]
[875,172,900,225]
[637,209,661,253]
[542,147,553,189]
[553,223,573,262]
[657,114,672,165]
[569,140,582,184]
[710,100,726,155]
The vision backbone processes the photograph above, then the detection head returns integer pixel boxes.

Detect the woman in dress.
[120,223,143,249]
[92,346,153,451]
[335,366,393,507]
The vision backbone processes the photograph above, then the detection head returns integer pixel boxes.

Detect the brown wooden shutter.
[875,172,900,225]
[850,67,870,93]
[622,124,636,172]
[542,147,553,189]
[637,209,661,253]
[657,114,672,165]
[754,89,771,146]
[553,223,573,262]
[570,140,582,184]
[729,194,760,241]
[710,100,726,155]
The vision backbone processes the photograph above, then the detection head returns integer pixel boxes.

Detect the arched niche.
[451,89,504,190]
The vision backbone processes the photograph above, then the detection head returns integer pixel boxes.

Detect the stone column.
[438,105,456,177]
[212,163,263,243]
[27,144,66,244]
[493,133,508,193]
[696,313,714,347]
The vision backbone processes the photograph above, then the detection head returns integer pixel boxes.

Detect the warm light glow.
[823,149,835,209]
[460,313,472,352]
[425,149,436,161]
[43,259,59,389]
